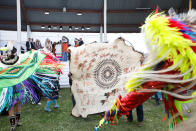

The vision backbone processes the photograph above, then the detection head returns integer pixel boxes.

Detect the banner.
[69,38,142,117]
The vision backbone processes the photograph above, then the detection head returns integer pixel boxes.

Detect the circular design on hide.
[94,59,122,89]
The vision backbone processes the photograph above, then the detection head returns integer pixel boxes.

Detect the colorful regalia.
[94,9,196,131]
[0,46,63,113]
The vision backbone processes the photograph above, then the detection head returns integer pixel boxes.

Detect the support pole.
[100,26,103,42]
[103,0,107,42]
[16,0,21,54]
[27,25,31,39]
[189,0,192,11]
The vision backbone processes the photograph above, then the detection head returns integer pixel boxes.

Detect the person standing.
[126,54,144,127]
[9,86,22,131]
[38,40,43,49]
[45,39,52,52]
[31,38,36,50]
[36,39,43,50]
[126,104,143,126]
[35,39,40,50]
[74,38,79,47]
[62,42,68,61]
[1,45,22,131]
[26,38,32,51]
[44,78,60,112]
[67,49,76,108]
[26,38,36,51]
[79,38,84,46]
[52,42,57,56]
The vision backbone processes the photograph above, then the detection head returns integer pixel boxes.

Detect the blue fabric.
[52,99,59,108]
[127,104,143,122]
[62,52,67,61]
[0,87,13,112]
[53,99,57,105]
[155,93,160,104]
[45,101,52,110]
[30,75,53,97]
[152,92,162,100]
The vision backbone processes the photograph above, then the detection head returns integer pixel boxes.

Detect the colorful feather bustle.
[126,12,196,92]
[94,10,196,131]
[0,50,63,112]
[39,52,63,75]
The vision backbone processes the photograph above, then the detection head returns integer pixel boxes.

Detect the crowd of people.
[26,38,43,51]
[1,36,85,61]
[26,37,84,61]
[26,37,84,53]
[44,37,84,61]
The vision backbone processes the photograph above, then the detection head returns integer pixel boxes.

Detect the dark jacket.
[26,41,36,51]
[79,41,84,46]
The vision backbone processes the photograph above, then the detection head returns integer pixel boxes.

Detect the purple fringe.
[23,80,39,103]
[11,84,25,106]
[10,79,40,106]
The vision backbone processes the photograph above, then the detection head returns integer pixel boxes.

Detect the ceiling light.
[60,26,63,30]
[69,26,72,30]
[81,26,85,30]
[75,27,79,30]
[44,11,50,15]
[41,26,45,29]
[53,26,58,30]
[63,7,67,12]
[48,25,51,30]
[86,27,91,30]
[76,13,83,16]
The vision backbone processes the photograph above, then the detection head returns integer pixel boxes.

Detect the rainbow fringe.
[94,96,121,131]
